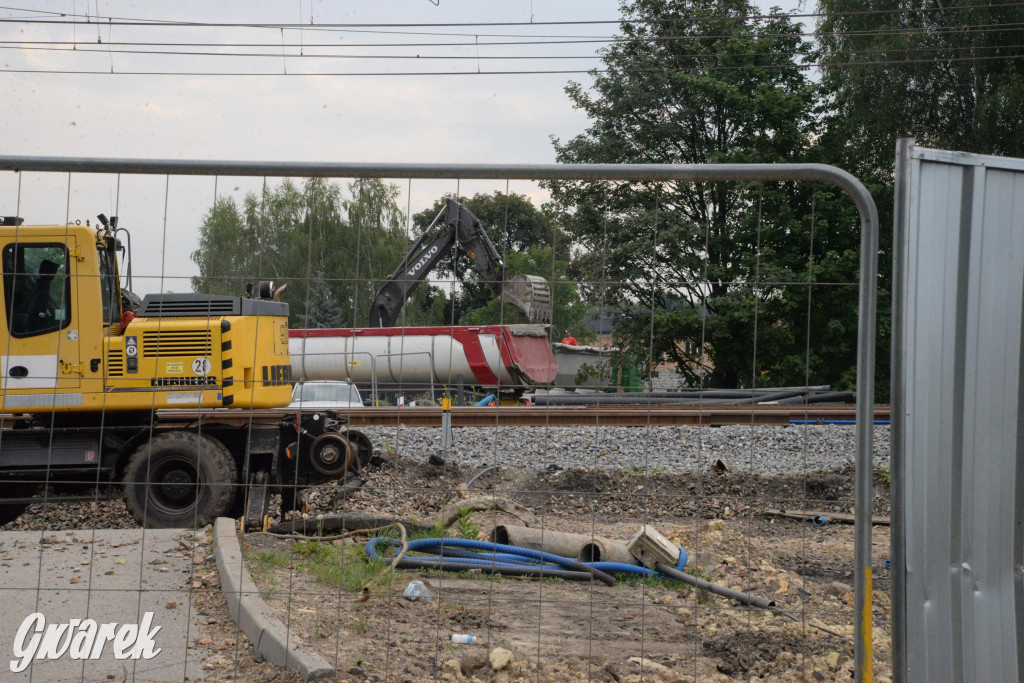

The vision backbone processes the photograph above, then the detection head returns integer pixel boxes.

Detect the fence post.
[440,397,453,450]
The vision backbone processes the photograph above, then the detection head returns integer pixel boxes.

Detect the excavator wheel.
[122,431,238,529]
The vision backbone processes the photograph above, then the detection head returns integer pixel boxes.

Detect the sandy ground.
[241,455,893,682]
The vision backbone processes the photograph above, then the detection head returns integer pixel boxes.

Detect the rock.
[461,650,488,672]
[442,658,463,679]
[627,656,676,682]
[828,581,853,596]
[706,519,727,532]
[825,651,841,669]
[489,647,514,671]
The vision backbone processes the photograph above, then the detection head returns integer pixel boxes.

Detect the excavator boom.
[369,199,552,327]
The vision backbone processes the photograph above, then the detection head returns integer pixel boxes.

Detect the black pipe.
[536,386,831,400]
[654,563,775,610]
[774,391,856,405]
[392,557,596,582]
[726,390,811,405]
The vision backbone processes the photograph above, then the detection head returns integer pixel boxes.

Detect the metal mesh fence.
[0,159,880,682]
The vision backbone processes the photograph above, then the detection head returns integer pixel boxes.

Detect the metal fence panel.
[894,139,1024,682]
[0,155,881,681]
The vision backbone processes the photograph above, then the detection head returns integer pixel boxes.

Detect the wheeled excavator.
[0,215,372,529]
[369,199,552,328]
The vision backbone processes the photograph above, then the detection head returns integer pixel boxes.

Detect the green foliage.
[813,0,1024,400]
[191,177,410,329]
[289,538,389,593]
[877,465,890,487]
[816,0,1024,179]
[454,507,482,541]
[548,0,829,389]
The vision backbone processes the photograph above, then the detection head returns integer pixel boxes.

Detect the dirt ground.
[241,455,894,682]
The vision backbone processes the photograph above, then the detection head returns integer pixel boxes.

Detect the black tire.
[122,431,238,528]
[0,483,31,526]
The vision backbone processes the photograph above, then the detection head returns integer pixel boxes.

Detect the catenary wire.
[2,40,1022,63]
[3,20,1024,47]
[0,1,1020,29]
[1,51,1021,77]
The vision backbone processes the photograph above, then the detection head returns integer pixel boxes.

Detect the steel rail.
[0,156,878,680]
[158,404,889,428]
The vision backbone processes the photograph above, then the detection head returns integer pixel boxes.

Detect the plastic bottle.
[402,580,432,602]
[451,634,476,644]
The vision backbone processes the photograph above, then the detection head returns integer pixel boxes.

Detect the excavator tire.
[122,431,238,529]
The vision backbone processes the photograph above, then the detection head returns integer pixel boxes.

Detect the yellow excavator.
[0,215,372,528]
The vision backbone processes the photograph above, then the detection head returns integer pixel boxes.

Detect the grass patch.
[289,539,390,593]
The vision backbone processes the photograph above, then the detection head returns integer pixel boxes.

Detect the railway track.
[159,404,889,428]
[347,404,890,427]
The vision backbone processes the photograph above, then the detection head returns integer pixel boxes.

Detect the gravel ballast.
[363,424,890,475]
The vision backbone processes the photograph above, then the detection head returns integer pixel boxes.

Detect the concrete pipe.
[490,524,638,566]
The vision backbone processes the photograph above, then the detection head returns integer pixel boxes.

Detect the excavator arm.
[369,199,552,327]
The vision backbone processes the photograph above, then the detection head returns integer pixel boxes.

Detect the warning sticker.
[165,361,184,375]
[166,392,202,405]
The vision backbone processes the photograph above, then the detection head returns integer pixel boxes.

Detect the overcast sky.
[1,0,803,297]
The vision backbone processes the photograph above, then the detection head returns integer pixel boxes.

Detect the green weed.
[454,507,482,541]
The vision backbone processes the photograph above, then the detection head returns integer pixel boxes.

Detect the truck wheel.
[0,484,30,526]
[122,432,238,528]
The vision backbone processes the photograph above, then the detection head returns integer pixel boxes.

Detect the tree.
[816,0,1024,180]
[813,1,1024,400]
[548,0,826,388]
[191,177,410,329]
[191,195,257,298]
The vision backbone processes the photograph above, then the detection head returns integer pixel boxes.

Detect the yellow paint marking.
[861,566,873,682]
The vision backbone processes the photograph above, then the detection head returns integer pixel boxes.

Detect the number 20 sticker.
[192,357,212,376]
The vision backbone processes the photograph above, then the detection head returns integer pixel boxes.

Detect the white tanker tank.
[290,324,556,392]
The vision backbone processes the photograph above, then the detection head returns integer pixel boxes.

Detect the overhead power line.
[1,20,1022,49]
[0,1,1020,31]
[2,52,1020,78]
[3,40,1022,63]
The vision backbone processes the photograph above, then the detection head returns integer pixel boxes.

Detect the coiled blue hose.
[365,537,687,583]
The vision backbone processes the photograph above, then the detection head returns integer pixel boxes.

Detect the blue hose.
[365,537,688,582]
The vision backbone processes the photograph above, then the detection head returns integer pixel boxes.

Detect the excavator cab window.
[97,243,120,325]
[2,243,71,337]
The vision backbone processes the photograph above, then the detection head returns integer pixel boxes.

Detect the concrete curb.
[213,517,335,681]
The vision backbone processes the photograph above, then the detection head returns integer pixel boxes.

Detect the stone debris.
[489,647,514,671]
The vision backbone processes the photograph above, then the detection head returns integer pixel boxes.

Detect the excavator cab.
[369,199,552,327]
[0,215,293,414]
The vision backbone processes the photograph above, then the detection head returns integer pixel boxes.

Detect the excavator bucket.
[501,274,553,325]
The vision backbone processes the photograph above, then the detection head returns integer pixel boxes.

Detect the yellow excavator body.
[0,220,291,414]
